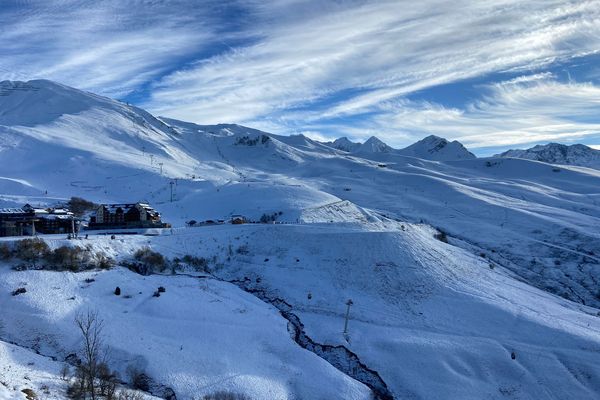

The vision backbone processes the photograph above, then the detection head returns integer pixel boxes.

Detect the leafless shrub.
[67,197,98,217]
[14,238,49,268]
[0,243,11,260]
[117,390,144,400]
[131,247,166,275]
[126,365,150,392]
[46,246,89,271]
[201,391,251,400]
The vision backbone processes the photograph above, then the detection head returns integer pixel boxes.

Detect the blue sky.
[1,0,600,155]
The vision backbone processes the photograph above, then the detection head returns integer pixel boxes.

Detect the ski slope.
[0,79,599,399]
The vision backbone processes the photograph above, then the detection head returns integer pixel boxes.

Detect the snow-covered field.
[1,79,599,399]
[2,222,599,399]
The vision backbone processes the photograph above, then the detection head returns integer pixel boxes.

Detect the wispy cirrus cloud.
[1,0,600,152]
[313,73,600,152]
[0,0,239,96]
[148,1,600,122]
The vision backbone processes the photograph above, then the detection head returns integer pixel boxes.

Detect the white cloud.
[349,74,600,150]
[0,1,222,96]
[146,0,600,126]
[2,0,600,151]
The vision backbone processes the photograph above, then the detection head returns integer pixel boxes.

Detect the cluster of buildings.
[0,204,75,236]
[0,202,169,237]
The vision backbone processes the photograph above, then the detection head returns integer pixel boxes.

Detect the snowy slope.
[0,80,599,307]
[0,260,371,400]
[0,339,66,400]
[496,143,600,169]
[1,79,600,399]
[2,222,599,399]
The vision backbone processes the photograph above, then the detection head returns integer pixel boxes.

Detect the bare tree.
[74,310,104,400]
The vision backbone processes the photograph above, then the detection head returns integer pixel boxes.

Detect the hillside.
[496,143,600,170]
[2,223,600,399]
[0,79,599,399]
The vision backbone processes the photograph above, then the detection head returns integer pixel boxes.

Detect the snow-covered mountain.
[397,134,476,161]
[354,136,394,154]
[324,136,393,154]
[1,80,600,400]
[323,134,476,161]
[326,136,362,152]
[496,142,600,169]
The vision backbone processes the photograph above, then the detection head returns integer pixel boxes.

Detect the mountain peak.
[398,135,475,161]
[355,136,393,153]
[326,137,361,152]
[0,79,120,126]
[496,143,600,169]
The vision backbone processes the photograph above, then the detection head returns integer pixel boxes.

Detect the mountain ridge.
[496,142,600,170]
[322,133,476,161]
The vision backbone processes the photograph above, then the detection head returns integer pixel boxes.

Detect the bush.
[21,389,37,400]
[126,365,151,391]
[236,245,249,255]
[0,243,11,260]
[14,238,50,268]
[434,231,448,243]
[201,391,251,400]
[46,246,89,271]
[94,253,115,270]
[259,212,281,223]
[97,362,119,398]
[182,255,208,271]
[117,390,144,400]
[132,247,166,275]
[12,287,27,296]
[67,197,98,217]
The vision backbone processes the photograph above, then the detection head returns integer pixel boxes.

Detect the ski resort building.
[23,204,78,235]
[231,215,247,224]
[0,205,78,236]
[87,202,169,230]
[0,208,37,237]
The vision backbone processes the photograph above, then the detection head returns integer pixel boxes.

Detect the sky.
[1,0,600,155]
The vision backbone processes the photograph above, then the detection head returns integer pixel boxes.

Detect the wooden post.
[343,299,353,335]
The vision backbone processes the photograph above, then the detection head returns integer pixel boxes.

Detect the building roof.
[0,208,26,214]
[43,214,74,220]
